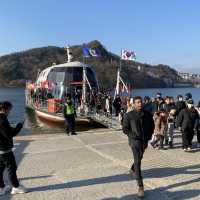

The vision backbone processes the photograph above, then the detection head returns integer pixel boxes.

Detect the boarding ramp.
[85,110,122,130]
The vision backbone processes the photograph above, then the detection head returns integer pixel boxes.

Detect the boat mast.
[114,50,130,99]
[114,56,121,99]
[65,45,73,63]
[82,66,87,105]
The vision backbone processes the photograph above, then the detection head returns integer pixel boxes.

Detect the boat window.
[72,68,83,82]
[56,72,65,83]
[47,67,83,84]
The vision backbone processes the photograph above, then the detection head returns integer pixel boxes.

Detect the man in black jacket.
[123,96,154,198]
[0,101,27,195]
[176,99,199,151]
[176,95,186,115]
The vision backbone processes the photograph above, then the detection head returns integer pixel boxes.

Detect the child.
[165,109,176,148]
[151,110,167,149]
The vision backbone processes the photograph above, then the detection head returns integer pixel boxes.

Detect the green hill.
[0,40,185,88]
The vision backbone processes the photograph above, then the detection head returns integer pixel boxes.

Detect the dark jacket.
[0,113,22,151]
[143,102,154,114]
[113,97,121,109]
[152,101,165,113]
[163,103,176,113]
[176,101,186,115]
[122,109,154,146]
[176,108,199,131]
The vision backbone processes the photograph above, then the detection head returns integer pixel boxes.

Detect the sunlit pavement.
[2,129,200,200]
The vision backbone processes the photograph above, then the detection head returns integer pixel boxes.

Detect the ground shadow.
[28,163,200,199]
[20,175,52,181]
[101,189,200,200]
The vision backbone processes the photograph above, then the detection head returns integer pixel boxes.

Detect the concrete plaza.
[2,128,200,200]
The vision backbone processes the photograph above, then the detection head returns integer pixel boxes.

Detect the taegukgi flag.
[121,49,136,60]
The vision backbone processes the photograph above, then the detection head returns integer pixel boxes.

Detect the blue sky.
[1,0,200,72]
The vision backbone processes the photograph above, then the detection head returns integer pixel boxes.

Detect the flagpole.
[114,51,122,100]
[82,66,87,113]
[119,76,128,93]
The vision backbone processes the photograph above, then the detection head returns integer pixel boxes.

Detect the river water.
[0,87,200,135]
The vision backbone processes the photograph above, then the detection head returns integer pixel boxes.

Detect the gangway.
[85,111,122,130]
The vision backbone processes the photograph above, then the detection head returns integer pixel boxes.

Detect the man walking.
[0,101,27,195]
[123,96,154,198]
[177,99,199,151]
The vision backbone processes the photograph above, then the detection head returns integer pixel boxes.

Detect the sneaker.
[11,185,27,195]
[137,186,144,198]
[183,148,187,152]
[71,132,77,135]
[187,147,192,152]
[0,185,11,196]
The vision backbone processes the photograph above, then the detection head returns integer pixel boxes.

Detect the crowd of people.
[121,92,200,197]
[26,84,200,152]
[121,92,200,151]
[120,92,200,198]
[26,84,200,151]
[1,90,200,197]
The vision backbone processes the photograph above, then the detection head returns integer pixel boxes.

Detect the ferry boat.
[25,46,99,124]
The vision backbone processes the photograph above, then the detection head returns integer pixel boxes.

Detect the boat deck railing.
[25,93,121,130]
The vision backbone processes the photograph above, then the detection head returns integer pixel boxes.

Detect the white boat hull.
[35,109,90,125]
[36,110,65,123]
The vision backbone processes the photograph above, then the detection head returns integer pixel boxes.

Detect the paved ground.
[2,128,200,200]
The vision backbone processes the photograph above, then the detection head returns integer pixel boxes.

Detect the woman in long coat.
[151,110,167,149]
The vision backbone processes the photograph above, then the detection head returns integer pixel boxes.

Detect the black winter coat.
[176,101,186,115]
[163,103,176,113]
[0,113,22,151]
[122,109,154,146]
[176,108,199,131]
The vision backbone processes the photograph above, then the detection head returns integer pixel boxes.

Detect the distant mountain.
[0,40,187,88]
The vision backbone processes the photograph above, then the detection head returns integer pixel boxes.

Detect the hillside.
[0,40,186,88]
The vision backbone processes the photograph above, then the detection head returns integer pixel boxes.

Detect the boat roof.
[46,61,89,71]
[36,61,91,83]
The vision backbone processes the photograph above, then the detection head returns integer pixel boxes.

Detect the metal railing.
[25,92,121,130]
